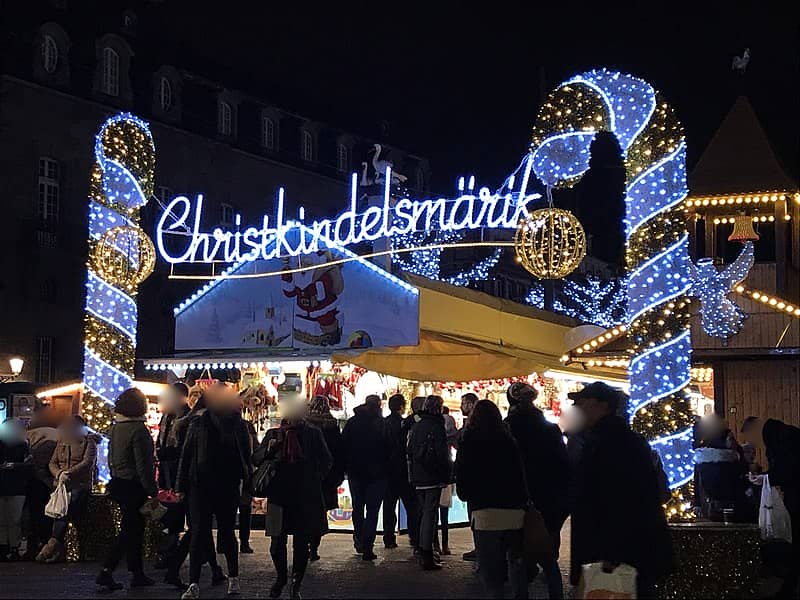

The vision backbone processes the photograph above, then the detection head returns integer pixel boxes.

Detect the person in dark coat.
[0,418,32,561]
[569,382,672,599]
[156,383,191,490]
[23,406,58,559]
[163,394,226,591]
[304,395,344,562]
[504,382,568,599]
[456,392,479,562]
[341,394,393,561]
[175,384,252,599]
[256,400,332,599]
[382,393,420,550]
[236,418,259,554]
[407,395,451,570]
[456,400,529,599]
[743,416,800,597]
[693,415,748,521]
[96,388,159,591]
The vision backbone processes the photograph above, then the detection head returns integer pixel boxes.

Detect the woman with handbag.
[456,400,530,599]
[37,415,96,563]
[304,395,344,562]
[255,400,332,599]
[95,388,159,592]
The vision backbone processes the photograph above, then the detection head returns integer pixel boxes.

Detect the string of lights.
[81,113,156,482]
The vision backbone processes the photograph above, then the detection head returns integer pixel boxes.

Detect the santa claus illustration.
[281,250,344,346]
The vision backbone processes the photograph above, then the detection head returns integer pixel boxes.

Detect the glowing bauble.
[514,207,586,279]
[93,225,156,290]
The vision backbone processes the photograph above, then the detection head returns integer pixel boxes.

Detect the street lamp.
[1,357,24,383]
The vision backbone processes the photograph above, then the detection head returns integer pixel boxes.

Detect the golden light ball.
[514,207,587,279]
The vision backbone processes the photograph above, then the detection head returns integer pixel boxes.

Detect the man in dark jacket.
[455,392,478,562]
[156,383,190,490]
[569,382,672,598]
[176,385,252,597]
[744,417,800,597]
[504,382,568,598]
[407,395,451,570]
[341,394,393,560]
[382,393,420,550]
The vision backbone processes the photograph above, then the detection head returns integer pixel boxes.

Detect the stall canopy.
[333,275,585,381]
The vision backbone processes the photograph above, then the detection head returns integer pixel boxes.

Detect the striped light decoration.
[532,70,695,518]
[81,113,156,482]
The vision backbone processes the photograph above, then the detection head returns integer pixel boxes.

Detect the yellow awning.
[332,276,616,381]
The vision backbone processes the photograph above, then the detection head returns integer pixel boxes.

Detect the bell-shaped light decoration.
[728,215,760,243]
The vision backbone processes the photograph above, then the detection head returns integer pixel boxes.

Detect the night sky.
[144,1,799,192]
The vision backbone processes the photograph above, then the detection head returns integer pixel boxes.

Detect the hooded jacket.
[26,427,58,487]
[341,403,392,482]
[406,412,451,488]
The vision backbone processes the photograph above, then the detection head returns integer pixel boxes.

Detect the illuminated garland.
[81,113,155,481]
[525,276,627,328]
[532,70,694,519]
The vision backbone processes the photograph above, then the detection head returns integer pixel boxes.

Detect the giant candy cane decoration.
[81,114,156,481]
[532,69,695,513]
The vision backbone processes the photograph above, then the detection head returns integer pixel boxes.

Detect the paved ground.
[0,527,571,599]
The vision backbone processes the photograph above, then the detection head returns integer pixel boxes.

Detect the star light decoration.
[81,113,156,482]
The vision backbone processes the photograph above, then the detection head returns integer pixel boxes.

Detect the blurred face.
[0,419,25,442]
[205,385,241,415]
[560,404,586,434]
[740,418,765,448]
[460,398,474,417]
[573,396,610,429]
[281,398,307,421]
[59,418,84,439]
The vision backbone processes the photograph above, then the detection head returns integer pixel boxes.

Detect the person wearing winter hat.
[504,382,568,599]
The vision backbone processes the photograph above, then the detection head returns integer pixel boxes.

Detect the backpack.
[414,430,441,475]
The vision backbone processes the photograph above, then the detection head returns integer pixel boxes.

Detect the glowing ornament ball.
[93,225,156,290]
[514,207,587,279]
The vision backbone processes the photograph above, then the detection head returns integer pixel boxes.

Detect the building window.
[218,101,232,135]
[40,279,56,303]
[101,47,119,96]
[302,131,314,161]
[35,336,53,384]
[220,203,235,225]
[336,143,349,172]
[38,157,59,221]
[42,35,58,73]
[155,186,173,202]
[262,116,275,149]
[159,77,172,111]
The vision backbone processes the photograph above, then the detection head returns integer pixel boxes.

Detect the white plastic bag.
[759,474,793,543]
[577,562,638,599]
[45,481,71,519]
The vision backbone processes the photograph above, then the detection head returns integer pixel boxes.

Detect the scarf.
[280,420,305,464]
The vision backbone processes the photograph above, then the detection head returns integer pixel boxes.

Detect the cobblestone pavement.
[0,527,572,599]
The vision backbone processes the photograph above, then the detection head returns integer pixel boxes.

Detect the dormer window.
[159,77,172,111]
[262,116,275,150]
[302,130,314,161]
[41,35,58,73]
[337,143,349,172]
[218,101,232,136]
[101,47,119,96]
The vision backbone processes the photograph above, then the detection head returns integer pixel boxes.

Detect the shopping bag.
[45,481,71,519]
[139,497,169,522]
[576,562,638,599]
[759,475,793,543]
[264,502,284,537]
[439,485,453,508]
[522,506,552,568]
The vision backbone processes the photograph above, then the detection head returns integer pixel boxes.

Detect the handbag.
[45,481,71,519]
[139,497,169,522]
[576,562,638,599]
[522,506,552,568]
[759,474,793,543]
[264,502,284,537]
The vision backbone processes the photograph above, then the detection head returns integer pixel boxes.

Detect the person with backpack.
[504,383,568,599]
[255,399,332,599]
[456,400,530,599]
[341,394,393,561]
[304,395,345,562]
[407,395,451,570]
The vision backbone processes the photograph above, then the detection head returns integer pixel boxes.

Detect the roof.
[689,96,797,195]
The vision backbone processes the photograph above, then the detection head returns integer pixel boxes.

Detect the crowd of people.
[0,379,798,599]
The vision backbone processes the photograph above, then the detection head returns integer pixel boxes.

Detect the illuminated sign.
[156,166,539,264]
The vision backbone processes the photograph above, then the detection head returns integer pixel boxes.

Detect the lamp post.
[0,357,24,383]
